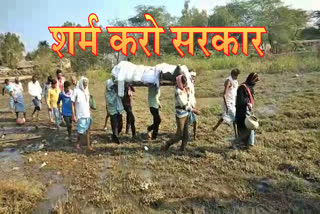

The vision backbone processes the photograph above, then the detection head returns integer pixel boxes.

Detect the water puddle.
[33,183,68,214]
[0,126,37,134]
[97,159,111,185]
[0,148,24,179]
[119,156,148,211]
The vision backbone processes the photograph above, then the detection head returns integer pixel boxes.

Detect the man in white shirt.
[213,68,240,138]
[14,77,23,92]
[28,75,42,120]
[189,71,198,140]
[71,77,92,150]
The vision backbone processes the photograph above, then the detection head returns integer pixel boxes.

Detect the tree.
[180,0,208,27]
[129,5,174,27]
[178,0,208,53]
[300,27,320,40]
[247,0,309,52]
[313,10,320,29]
[208,1,250,27]
[57,21,101,73]
[208,0,309,53]
[0,33,25,68]
[32,40,60,77]
[128,5,176,55]
[38,40,50,50]
[25,52,33,61]
[34,49,56,78]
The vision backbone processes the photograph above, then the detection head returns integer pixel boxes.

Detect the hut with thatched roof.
[0,66,11,76]
[16,60,36,75]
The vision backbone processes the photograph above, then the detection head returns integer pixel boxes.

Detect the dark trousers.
[124,104,136,136]
[236,116,250,145]
[147,107,161,139]
[110,113,123,143]
[64,116,72,136]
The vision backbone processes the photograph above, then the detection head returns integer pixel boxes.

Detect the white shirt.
[5,83,22,95]
[175,88,192,118]
[71,88,90,119]
[28,81,42,99]
[189,82,196,108]
[226,76,238,106]
[14,82,23,92]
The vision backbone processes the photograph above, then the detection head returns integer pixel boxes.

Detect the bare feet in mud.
[87,146,95,152]
[147,130,152,140]
[88,147,96,152]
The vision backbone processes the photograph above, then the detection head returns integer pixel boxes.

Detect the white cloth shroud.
[133,65,145,82]
[111,61,191,97]
[112,61,137,82]
[141,66,159,86]
[155,63,177,74]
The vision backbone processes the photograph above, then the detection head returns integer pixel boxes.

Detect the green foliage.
[313,10,320,29]
[0,32,25,68]
[128,5,177,55]
[208,1,249,26]
[86,69,111,84]
[129,5,174,27]
[207,0,310,53]
[33,42,57,78]
[60,21,103,73]
[300,27,320,40]
[180,0,208,27]
[38,40,49,49]
[248,0,309,51]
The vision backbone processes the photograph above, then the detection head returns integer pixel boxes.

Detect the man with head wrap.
[72,76,93,150]
[71,76,79,89]
[14,77,23,92]
[163,75,200,152]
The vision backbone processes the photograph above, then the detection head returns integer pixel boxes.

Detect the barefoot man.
[71,77,93,150]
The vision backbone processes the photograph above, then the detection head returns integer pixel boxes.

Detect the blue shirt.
[57,91,73,117]
[4,84,12,94]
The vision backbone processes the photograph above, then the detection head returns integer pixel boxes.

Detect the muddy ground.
[0,69,319,214]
